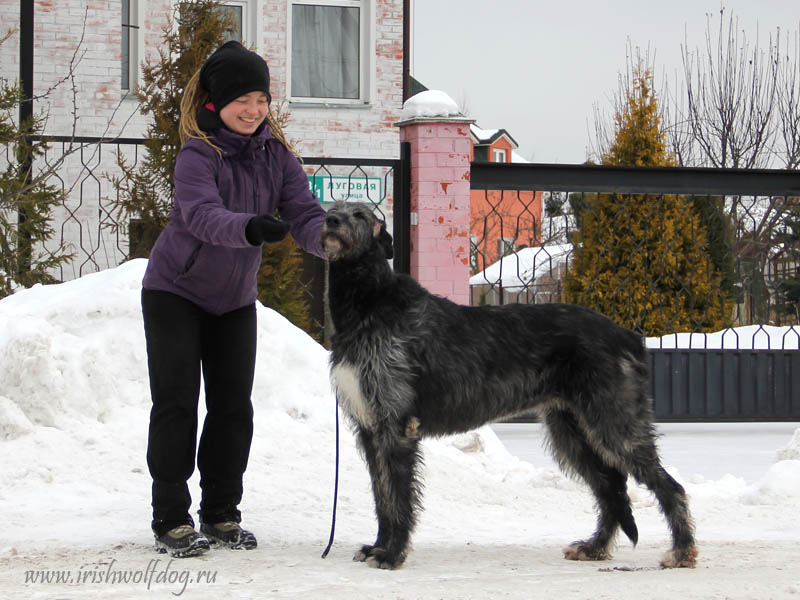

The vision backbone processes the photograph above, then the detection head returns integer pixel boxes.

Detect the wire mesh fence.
[469,162,800,350]
[8,136,405,342]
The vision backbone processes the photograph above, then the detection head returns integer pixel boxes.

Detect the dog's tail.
[618,505,639,547]
[607,467,638,546]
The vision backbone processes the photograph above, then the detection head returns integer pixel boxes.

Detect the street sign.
[308,175,383,205]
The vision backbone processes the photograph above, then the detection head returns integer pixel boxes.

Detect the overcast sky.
[410,0,799,164]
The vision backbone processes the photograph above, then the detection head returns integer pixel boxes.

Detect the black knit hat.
[199,41,271,110]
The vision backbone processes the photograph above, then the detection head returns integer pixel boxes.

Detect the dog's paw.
[563,541,611,561]
[353,544,379,562]
[366,547,405,570]
[660,546,698,568]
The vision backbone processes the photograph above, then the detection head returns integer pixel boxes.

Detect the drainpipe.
[17,0,34,276]
[402,0,410,102]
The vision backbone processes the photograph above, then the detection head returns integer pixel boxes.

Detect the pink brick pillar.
[397,117,474,304]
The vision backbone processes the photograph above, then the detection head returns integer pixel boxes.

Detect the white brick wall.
[1,0,404,280]
[0,0,403,150]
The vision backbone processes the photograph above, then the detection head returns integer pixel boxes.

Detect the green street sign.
[308,175,382,205]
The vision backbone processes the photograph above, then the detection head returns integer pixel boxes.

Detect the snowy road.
[492,421,800,483]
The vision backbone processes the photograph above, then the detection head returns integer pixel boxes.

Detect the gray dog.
[321,201,697,570]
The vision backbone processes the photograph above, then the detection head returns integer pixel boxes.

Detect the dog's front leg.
[353,426,421,569]
[354,427,392,560]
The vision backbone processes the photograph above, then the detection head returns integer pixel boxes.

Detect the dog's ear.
[373,220,394,259]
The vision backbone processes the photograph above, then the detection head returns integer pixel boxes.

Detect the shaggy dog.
[321,201,697,570]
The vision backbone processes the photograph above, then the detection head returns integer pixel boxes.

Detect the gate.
[470,161,800,421]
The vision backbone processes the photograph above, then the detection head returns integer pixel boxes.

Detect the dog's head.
[321,202,394,261]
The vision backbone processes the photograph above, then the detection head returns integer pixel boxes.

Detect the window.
[175,1,257,46]
[289,0,371,103]
[216,1,258,45]
[469,234,480,273]
[493,148,507,163]
[121,0,140,92]
[217,4,244,43]
[498,238,515,258]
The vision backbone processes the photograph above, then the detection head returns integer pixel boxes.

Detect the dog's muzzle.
[321,218,346,259]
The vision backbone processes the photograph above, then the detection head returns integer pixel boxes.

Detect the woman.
[141,41,326,557]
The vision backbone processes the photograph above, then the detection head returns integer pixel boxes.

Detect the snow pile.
[775,428,800,461]
[0,263,149,437]
[401,90,462,120]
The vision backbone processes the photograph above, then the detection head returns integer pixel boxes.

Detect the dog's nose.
[325,214,341,227]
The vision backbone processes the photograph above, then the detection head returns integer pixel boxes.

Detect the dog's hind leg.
[542,408,637,562]
[353,426,422,569]
[627,440,697,568]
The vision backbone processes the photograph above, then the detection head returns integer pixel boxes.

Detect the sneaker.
[154,524,210,558]
[200,521,257,550]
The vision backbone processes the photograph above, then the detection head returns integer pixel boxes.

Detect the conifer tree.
[772,202,800,321]
[0,32,72,297]
[256,236,312,334]
[565,67,732,336]
[112,0,235,258]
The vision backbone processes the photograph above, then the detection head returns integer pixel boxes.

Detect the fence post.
[397,115,474,304]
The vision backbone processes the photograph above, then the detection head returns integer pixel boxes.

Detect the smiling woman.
[219,91,270,135]
[139,40,328,559]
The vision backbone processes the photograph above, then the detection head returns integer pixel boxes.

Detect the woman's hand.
[245,214,292,245]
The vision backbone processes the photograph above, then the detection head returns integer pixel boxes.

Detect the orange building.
[469,125,543,275]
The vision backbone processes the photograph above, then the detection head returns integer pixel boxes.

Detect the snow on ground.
[1,260,799,599]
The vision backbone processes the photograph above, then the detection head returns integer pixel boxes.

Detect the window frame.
[170,1,259,47]
[498,237,515,258]
[493,148,507,163]
[121,0,143,96]
[287,0,374,106]
[218,0,259,45]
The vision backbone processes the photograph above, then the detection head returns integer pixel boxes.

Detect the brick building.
[1,0,405,279]
[469,124,542,275]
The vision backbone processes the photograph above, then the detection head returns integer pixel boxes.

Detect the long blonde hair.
[179,67,297,157]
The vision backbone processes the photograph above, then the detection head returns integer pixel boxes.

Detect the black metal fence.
[471,162,800,421]
[15,136,800,419]
[295,147,410,339]
[21,136,410,341]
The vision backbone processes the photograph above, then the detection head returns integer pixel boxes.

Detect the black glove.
[245,214,291,245]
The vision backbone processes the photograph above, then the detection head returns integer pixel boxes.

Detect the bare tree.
[678,9,780,169]
[775,27,800,169]
[1,10,139,295]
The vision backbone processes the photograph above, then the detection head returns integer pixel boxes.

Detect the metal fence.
[293,147,410,339]
[20,136,409,341]
[14,136,800,419]
[470,162,800,420]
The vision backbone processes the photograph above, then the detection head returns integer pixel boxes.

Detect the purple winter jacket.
[142,125,326,315]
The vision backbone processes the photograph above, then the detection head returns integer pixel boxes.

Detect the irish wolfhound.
[321,201,697,570]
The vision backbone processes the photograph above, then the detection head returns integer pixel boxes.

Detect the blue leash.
[321,394,340,558]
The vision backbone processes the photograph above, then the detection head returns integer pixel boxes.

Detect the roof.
[469,244,572,289]
[470,124,519,149]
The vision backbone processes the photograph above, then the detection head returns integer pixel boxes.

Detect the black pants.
[142,289,256,537]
